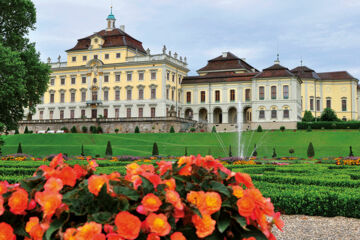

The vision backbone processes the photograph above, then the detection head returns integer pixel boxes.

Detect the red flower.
[237,196,255,217]
[0,181,8,195]
[49,153,64,168]
[0,197,4,216]
[88,175,108,196]
[44,177,63,192]
[146,213,171,236]
[147,233,160,240]
[26,217,44,240]
[273,212,284,231]
[59,166,77,187]
[171,232,186,240]
[8,188,28,214]
[166,190,183,210]
[0,222,15,240]
[35,190,62,218]
[142,193,162,212]
[157,161,172,175]
[235,172,254,188]
[115,211,141,240]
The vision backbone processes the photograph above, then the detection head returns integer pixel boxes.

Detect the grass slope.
[1,130,359,157]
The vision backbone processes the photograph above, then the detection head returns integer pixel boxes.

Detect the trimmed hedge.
[297,121,360,129]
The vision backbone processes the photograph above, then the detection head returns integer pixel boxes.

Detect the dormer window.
[94,38,98,44]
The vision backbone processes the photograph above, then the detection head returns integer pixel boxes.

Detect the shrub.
[280,126,285,131]
[211,126,216,133]
[302,110,314,122]
[307,125,312,132]
[307,142,315,158]
[184,147,188,156]
[70,126,77,133]
[289,148,295,156]
[252,144,257,157]
[256,125,262,132]
[272,148,277,158]
[320,108,339,121]
[14,129,19,134]
[61,126,68,133]
[115,128,119,134]
[82,126,88,133]
[135,126,140,133]
[0,137,4,156]
[24,126,29,134]
[81,144,85,156]
[152,142,159,156]
[105,141,113,156]
[17,143,22,154]
[89,126,97,134]
[169,126,175,133]
[190,127,196,132]
[0,153,282,239]
[229,145,232,157]
[97,126,103,134]
[349,146,354,157]
[298,121,360,130]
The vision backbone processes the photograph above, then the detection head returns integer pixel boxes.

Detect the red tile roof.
[291,66,320,79]
[67,28,146,53]
[182,72,257,84]
[317,71,355,80]
[254,63,295,78]
[197,52,258,73]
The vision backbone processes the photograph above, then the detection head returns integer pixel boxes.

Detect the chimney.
[120,25,125,31]
[222,52,228,58]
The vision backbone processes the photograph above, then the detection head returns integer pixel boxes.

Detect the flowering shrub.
[0,154,283,239]
[1,154,41,162]
[336,157,360,165]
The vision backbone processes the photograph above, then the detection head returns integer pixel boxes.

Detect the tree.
[134,126,140,133]
[170,126,175,133]
[272,148,277,158]
[184,147,188,156]
[105,141,112,156]
[17,143,22,154]
[114,128,119,134]
[256,125,263,132]
[307,142,315,158]
[24,126,29,134]
[307,125,312,132]
[229,145,232,157]
[211,126,216,133]
[0,1,51,131]
[97,126,103,134]
[280,126,285,132]
[71,126,77,133]
[349,146,354,157]
[14,129,19,134]
[152,142,159,156]
[302,110,314,122]
[252,144,257,157]
[320,108,339,121]
[81,144,85,156]
[82,126,88,133]
[289,148,295,157]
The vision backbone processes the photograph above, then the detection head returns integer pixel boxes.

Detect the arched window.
[341,98,347,111]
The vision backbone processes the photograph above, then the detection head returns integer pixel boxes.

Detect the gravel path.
[272,215,360,240]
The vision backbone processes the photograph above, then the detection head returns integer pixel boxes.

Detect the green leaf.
[140,176,154,194]
[113,186,140,201]
[217,212,230,233]
[90,211,112,224]
[191,206,203,218]
[209,181,231,197]
[233,213,247,228]
[241,225,268,240]
[45,213,68,240]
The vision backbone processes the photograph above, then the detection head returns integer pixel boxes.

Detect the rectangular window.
[116,53,121,58]
[72,56,76,62]
[115,90,120,101]
[104,75,109,83]
[151,107,156,118]
[104,54,109,59]
[115,108,119,118]
[71,92,75,102]
[60,110,64,119]
[94,55,98,59]
[92,91,97,101]
[71,77,76,85]
[215,90,220,102]
[127,72,132,81]
[39,111,43,120]
[259,110,265,119]
[201,91,206,103]
[138,108,143,118]
[115,73,121,82]
[50,93,55,103]
[50,78,55,86]
[151,89,156,99]
[70,110,75,119]
[245,89,251,101]
[81,91,86,102]
[126,108,131,118]
[166,89,169,100]
[310,98,314,110]
[60,93,65,103]
[167,72,170,81]
[104,91,108,101]
[83,56,87,61]
[61,78,65,85]
[230,89,235,102]
[172,74,175,82]
[186,92,191,103]
[103,109,108,118]
[82,76,86,84]
[283,85,289,99]
[316,99,320,111]
[342,99,347,111]
[259,86,264,100]
[151,71,157,80]
[326,99,331,109]
[138,72,144,81]
[283,109,289,118]
[81,110,86,118]
[271,110,277,118]
[271,86,277,99]
[139,89,144,100]
[49,111,54,120]
[127,89,132,100]
[172,90,174,101]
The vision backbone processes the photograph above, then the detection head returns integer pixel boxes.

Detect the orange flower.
[88,175,108,196]
[0,197,4,216]
[163,178,176,191]
[26,217,44,240]
[142,193,162,212]
[8,188,28,214]
[0,181,8,195]
[115,211,141,240]
[157,161,172,175]
[237,196,255,217]
[165,190,183,210]
[106,233,124,240]
[186,191,205,207]
[247,188,265,208]
[49,153,64,168]
[242,238,256,240]
[44,177,63,192]
[73,164,87,179]
[126,163,142,175]
[59,166,77,187]
[147,233,160,240]
[273,212,284,231]
[171,232,186,240]
[191,214,216,238]
[64,228,77,240]
[232,185,244,199]
[35,190,62,218]
[75,222,103,240]
[178,164,192,176]
[201,192,222,215]
[88,159,99,171]
[235,172,254,188]
[146,213,171,236]
[0,222,15,240]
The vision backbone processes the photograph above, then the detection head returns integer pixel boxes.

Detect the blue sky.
[30,0,360,78]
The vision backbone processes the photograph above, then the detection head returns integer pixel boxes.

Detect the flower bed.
[0,154,283,239]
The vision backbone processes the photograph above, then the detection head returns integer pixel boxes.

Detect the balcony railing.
[86,100,102,106]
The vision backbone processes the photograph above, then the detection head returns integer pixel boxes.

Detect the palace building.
[21,9,359,133]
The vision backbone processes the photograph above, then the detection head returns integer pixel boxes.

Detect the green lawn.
[1,130,360,158]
